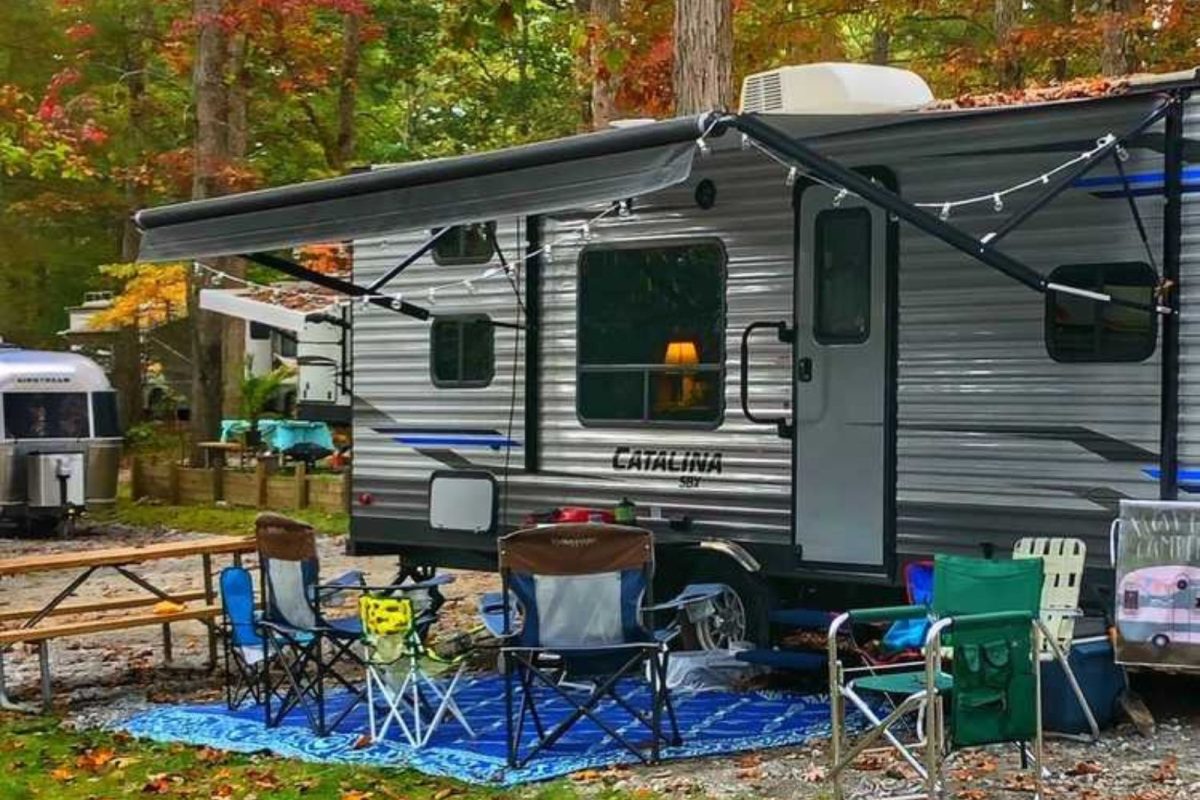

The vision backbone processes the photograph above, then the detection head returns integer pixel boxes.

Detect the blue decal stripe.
[394,436,520,448]
[1073,167,1200,189]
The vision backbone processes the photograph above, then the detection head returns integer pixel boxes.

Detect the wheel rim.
[694,585,748,650]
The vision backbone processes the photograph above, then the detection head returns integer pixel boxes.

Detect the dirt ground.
[1,522,1197,800]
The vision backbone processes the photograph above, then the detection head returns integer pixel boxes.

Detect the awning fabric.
[136,114,716,261]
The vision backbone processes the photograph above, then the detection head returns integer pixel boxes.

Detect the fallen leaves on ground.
[352,734,372,750]
[195,746,228,764]
[49,766,74,782]
[75,746,117,771]
[802,765,826,783]
[1002,773,1039,793]
[1150,754,1178,783]
[1067,761,1105,776]
[956,789,989,800]
[142,773,179,794]
[853,752,894,771]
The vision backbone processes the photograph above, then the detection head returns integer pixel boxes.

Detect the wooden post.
[168,462,181,505]
[130,457,144,501]
[255,459,268,508]
[295,463,309,509]
[211,463,225,504]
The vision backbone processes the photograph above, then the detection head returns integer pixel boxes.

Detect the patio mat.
[121,674,848,785]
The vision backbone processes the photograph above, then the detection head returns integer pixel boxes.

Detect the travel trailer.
[133,63,1200,642]
[1117,564,1200,648]
[0,345,121,534]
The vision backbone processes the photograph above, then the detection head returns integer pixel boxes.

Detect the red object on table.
[524,506,616,525]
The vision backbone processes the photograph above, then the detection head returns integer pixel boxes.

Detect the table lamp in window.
[658,340,700,411]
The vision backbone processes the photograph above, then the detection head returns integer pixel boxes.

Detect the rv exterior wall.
[351,94,1199,573]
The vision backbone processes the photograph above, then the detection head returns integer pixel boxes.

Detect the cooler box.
[1040,636,1124,734]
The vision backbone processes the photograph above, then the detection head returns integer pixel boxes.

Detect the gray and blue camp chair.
[218,565,268,710]
[495,523,717,768]
[255,513,366,736]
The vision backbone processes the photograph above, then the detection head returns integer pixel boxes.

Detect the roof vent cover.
[740,63,933,115]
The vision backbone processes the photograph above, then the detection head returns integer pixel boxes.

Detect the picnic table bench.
[0,535,255,712]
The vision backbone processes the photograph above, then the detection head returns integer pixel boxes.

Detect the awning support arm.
[729,113,1173,316]
[983,99,1173,246]
[365,226,452,294]
[243,251,431,321]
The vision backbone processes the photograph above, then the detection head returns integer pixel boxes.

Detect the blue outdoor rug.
[121,674,844,785]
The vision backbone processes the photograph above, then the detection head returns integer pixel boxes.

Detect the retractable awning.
[135,114,719,261]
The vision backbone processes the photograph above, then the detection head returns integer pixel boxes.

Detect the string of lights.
[735,129,1124,221]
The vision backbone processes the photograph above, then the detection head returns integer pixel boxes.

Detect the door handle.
[797,357,813,383]
[739,320,794,439]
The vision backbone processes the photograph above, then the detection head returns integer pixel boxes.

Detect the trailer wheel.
[659,552,771,648]
[25,516,62,538]
[1152,633,1171,649]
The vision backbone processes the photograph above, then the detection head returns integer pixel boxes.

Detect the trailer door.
[793,183,894,574]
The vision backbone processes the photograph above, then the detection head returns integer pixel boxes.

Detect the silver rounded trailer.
[0,346,121,534]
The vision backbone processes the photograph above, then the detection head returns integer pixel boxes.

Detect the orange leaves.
[297,243,351,276]
[75,746,117,771]
[1150,754,1178,783]
[89,262,189,331]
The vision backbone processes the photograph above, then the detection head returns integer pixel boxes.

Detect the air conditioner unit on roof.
[740,63,934,115]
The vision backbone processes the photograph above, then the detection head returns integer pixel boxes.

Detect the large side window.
[1045,262,1156,363]
[431,314,495,388]
[578,241,726,427]
[432,222,496,266]
[813,207,872,345]
[2,392,90,439]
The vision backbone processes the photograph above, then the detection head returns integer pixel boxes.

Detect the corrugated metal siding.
[350,94,1194,571]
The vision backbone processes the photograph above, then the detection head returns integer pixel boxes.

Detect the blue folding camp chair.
[255,513,366,736]
[493,523,720,768]
[218,566,269,710]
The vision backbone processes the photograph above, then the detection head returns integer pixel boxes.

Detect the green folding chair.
[827,555,1046,800]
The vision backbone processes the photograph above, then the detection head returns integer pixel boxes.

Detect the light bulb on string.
[581,222,592,241]
[992,194,1004,213]
[940,203,951,221]
[391,293,404,310]
[1117,145,1130,162]
[464,280,477,295]
[786,167,798,187]
[832,188,848,207]
[695,137,711,156]
[543,243,553,263]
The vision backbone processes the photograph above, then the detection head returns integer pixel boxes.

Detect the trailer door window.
[577,241,726,427]
[3,393,89,439]
[1046,262,1157,362]
[813,207,872,345]
[92,391,122,437]
[432,222,496,266]
[431,314,495,387]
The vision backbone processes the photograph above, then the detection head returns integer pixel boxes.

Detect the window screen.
[91,391,122,437]
[431,314,495,387]
[3,392,90,439]
[813,207,872,344]
[432,222,496,266]
[1045,262,1156,363]
[578,241,726,427]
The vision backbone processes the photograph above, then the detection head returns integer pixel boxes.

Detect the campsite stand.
[0,535,255,711]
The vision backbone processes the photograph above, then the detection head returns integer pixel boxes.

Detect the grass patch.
[0,713,626,799]
[91,494,348,537]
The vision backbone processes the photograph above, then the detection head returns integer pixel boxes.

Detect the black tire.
[24,516,62,537]
[1152,633,1170,649]
[656,549,773,648]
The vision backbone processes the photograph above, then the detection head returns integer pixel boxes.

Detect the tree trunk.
[870,26,890,66]
[994,0,1023,89]
[221,30,250,418]
[588,0,620,129]
[336,12,360,169]
[673,0,734,115]
[189,0,229,465]
[1100,0,1139,77]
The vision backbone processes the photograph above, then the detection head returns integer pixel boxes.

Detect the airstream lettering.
[0,345,121,534]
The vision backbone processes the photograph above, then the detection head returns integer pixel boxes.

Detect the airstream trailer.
[0,345,121,534]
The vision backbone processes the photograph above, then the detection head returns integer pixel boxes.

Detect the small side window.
[92,391,122,438]
[431,314,495,388]
[1045,262,1157,363]
[813,207,872,345]
[432,223,496,266]
[1123,588,1139,611]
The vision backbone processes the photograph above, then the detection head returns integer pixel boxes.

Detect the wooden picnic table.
[0,535,256,712]
[197,440,246,468]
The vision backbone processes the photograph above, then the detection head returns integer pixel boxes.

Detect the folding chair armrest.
[501,641,662,655]
[316,570,366,601]
[360,575,457,594]
[848,604,929,624]
[478,591,517,638]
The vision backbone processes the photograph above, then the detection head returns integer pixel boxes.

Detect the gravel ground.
[1,522,1196,799]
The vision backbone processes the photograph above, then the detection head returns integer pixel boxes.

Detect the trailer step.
[734,648,825,672]
[769,608,834,629]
